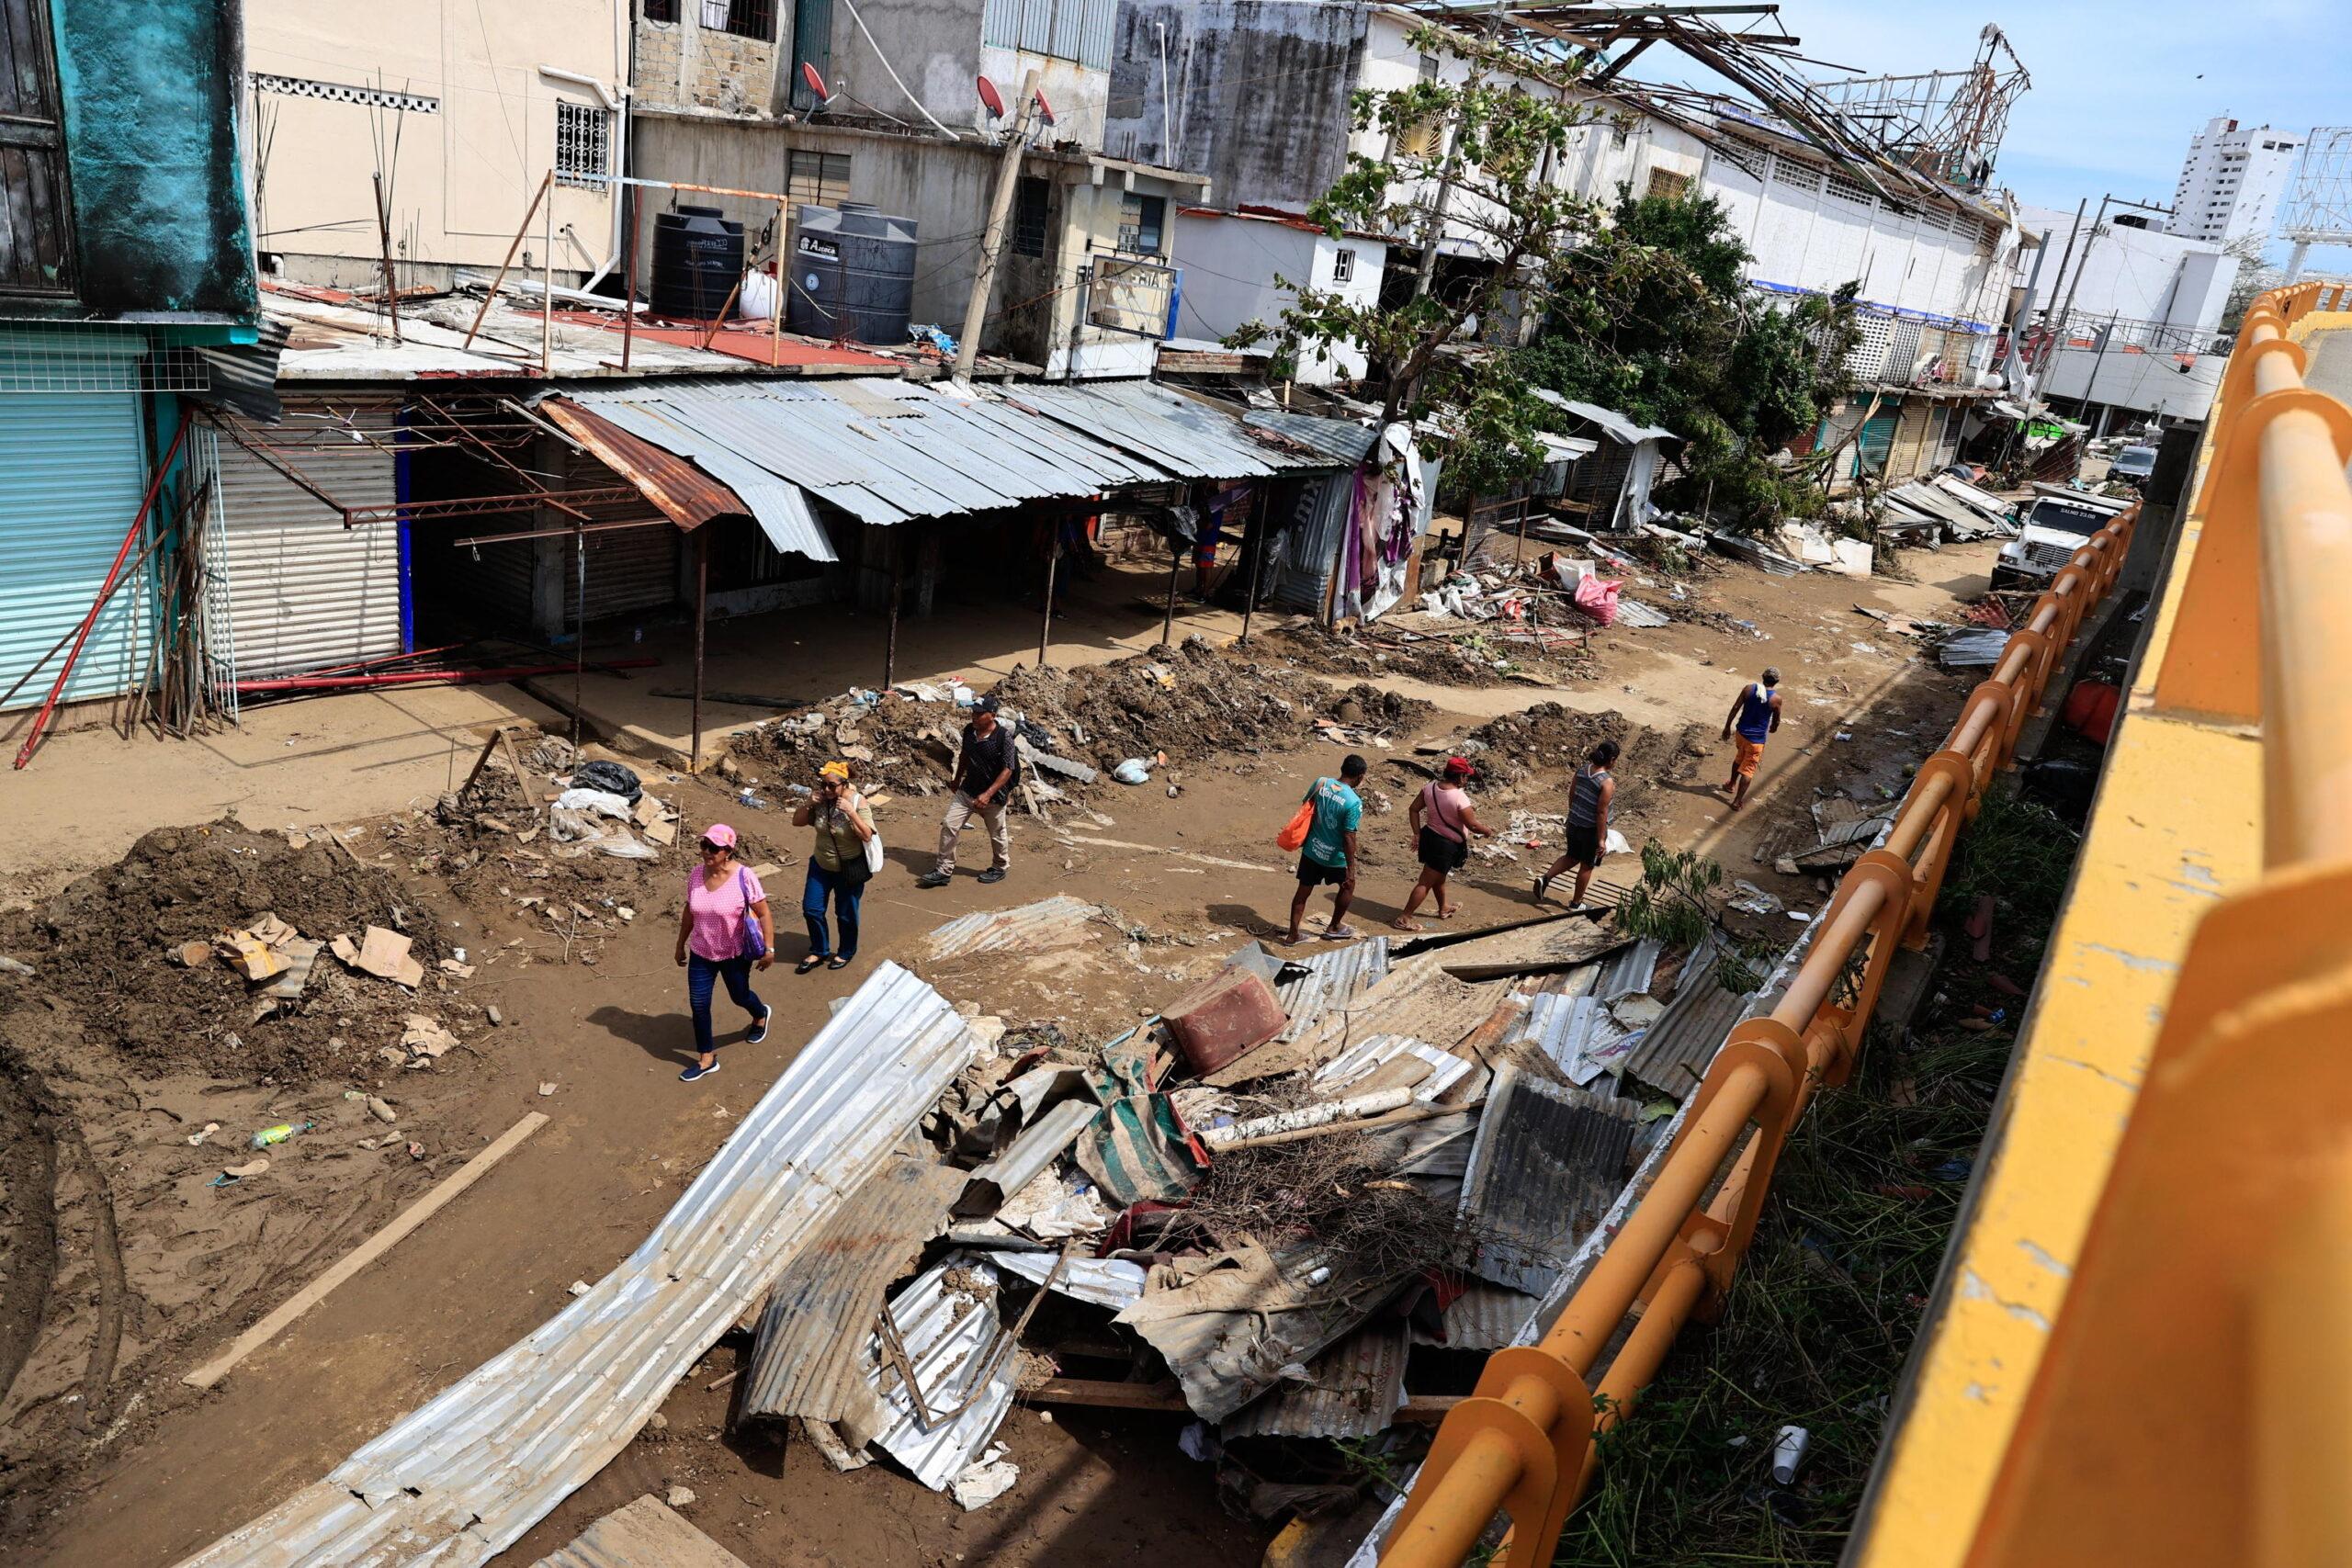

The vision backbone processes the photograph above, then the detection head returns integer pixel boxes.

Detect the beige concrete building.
[243,0,628,290]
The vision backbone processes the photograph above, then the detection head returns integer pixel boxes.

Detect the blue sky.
[1646,0,2352,271]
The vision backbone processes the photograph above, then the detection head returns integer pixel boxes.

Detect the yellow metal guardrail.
[1377,446,2143,1563]
[1956,284,2352,1566]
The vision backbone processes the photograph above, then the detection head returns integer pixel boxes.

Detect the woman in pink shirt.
[672,823,774,1083]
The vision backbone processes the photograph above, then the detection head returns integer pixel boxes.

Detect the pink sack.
[1574,572,1623,627]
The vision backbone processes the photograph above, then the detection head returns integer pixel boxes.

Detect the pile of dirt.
[729,688,968,800]
[1324,682,1430,736]
[1259,624,1592,688]
[1461,704,1632,787]
[0,822,459,1082]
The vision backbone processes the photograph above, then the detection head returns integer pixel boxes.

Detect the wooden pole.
[1038,530,1058,668]
[372,171,402,343]
[1160,546,1180,649]
[691,529,708,772]
[541,177,556,376]
[698,276,743,350]
[954,69,1040,380]
[462,172,550,349]
[885,536,903,689]
[1239,509,1267,645]
[620,194,639,371]
[770,198,786,367]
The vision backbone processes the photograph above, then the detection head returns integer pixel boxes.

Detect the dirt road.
[0,539,1997,1567]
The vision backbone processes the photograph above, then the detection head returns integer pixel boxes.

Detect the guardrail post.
[1899,750,1977,946]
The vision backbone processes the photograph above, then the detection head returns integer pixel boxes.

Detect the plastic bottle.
[251,1120,316,1149]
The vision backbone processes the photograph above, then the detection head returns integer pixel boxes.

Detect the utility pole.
[1410,0,1506,301]
[2003,227,2052,396]
[954,69,1040,382]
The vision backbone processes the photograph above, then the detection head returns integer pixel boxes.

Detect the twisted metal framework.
[2281,129,2352,280]
[1808,25,2027,194]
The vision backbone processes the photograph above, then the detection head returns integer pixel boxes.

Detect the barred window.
[643,0,677,20]
[1117,192,1165,255]
[555,102,611,188]
[1013,177,1049,258]
[786,151,852,209]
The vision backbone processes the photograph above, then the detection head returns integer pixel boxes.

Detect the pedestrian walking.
[1721,668,1783,812]
[1285,753,1368,944]
[1393,757,1494,931]
[794,761,875,973]
[1536,739,1619,910]
[672,824,774,1084]
[917,695,1017,888]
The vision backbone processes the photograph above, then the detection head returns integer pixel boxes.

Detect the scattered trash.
[1727,880,1785,916]
[948,1444,1021,1510]
[367,1096,399,1124]
[568,1280,591,1297]
[664,1484,696,1508]
[187,1122,220,1146]
[214,1157,270,1186]
[538,1081,559,1097]
[250,1121,315,1150]
[1771,1424,1812,1484]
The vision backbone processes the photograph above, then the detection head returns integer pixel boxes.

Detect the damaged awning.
[1530,387,1677,446]
[543,396,835,562]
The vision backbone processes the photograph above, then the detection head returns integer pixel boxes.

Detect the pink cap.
[701,823,738,848]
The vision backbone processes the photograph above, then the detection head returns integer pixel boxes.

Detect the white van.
[1989,485,2131,592]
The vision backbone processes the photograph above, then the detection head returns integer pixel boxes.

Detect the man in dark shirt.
[917,695,1018,887]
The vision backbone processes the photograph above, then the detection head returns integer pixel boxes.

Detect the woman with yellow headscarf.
[792,760,876,972]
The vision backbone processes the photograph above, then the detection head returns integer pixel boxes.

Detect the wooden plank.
[183,1111,551,1389]
[531,1494,751,1568]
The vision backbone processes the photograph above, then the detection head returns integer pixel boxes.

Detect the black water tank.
[785,201,919,344]
[650,205,745,320]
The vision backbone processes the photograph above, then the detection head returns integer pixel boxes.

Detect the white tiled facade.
[2166,116,2302,246]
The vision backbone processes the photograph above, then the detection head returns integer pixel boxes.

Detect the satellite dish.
[976,75,1004,119]
[801,62,831,103]
[1033,87,1056,127]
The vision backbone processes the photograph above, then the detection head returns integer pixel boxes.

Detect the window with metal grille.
[1715,137,1767,181]
[1822,169,1877,209]
[698,0,774,37]
[1393,54,1443,161]
[0,0,75,295]
[1117,192,1165,255]
[786,151,851,209]
[1332,248,1355,284]
[555,102,611,187]
[1645,168,1691,202]
[1013,177,1049,258]
[642,0,677,20]
[980,0,1116,69]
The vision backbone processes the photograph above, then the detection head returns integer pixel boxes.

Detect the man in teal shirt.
[1287,753,1367,943]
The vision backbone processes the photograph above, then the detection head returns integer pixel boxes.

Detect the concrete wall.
[820,0,1113,149]
[243,0,624,286]
[1102,0,1365,213]
[635,6,781,118]
[1170,209,1383,383]
[2041,341,2223,423]
[44,0,255,321]
[2018,202,2239,345]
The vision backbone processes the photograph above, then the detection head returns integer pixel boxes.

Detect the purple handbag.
[735,865,766,960]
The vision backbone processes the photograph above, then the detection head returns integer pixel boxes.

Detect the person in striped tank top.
[1535,739,1619,911]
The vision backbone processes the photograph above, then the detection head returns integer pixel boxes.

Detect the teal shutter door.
[0,360,150,710]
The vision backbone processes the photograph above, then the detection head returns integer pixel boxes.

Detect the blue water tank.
[785,202,919,344]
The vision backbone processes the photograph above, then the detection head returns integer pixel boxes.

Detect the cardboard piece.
[355,926,425,988]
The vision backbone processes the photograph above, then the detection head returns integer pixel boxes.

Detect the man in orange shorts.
[1721,667,1782,811]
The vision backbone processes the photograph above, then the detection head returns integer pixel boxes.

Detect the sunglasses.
[700,840,729,853]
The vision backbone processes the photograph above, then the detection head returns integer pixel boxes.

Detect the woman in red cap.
[672,822,774,1083]
[1392,756,1495,931]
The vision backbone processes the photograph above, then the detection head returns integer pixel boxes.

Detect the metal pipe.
[232,659,656,693]
[886,539,904,689]
[542,183,556,376]
[1161,547,1181,648]
[691,528,708,772]
[2255,392,2352,867]
[1771,878,1891,1032]
[1038,532,1058,668]
[462,172,551,349]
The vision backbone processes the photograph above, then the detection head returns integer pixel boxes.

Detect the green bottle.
[250,1120,315,1149]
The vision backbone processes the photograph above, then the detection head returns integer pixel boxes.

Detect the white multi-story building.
[2166,117,2303,246]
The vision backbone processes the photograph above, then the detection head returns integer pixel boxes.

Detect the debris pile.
[702,901,1774,1529]
[1,822,467,1081]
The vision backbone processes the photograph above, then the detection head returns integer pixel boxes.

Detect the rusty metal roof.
[1456,1066,1640,1296]
[1221,1323,1409,1440]
[529,1495,750,1568]
[544,395,835,562]
[735,1155,965,1430]
[176,962,983,1568]
[1410,1280,1545,1351]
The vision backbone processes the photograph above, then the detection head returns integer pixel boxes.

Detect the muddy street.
[0,539,1999,1568]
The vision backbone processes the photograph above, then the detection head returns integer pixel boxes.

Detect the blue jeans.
[687,953,764,1055]
[802,863,864,961]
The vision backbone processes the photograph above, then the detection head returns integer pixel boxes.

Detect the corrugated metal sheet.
[1011,380,1355,479]
[1513,994,1633,1087]
[870,1255,1018,1491]
[176,961,983,1568]
[958,1098,1101,1215]
[992,1247,1148,1310]
[1220,1323,1408,1440]
[1529,388,1676,444]
[1614,597,1671,628]
[529,1495,749,1568]
[1242,408,1379,468]
[210,403,402,678]
[1312,1033,1474,1103]
[1410,1280,1544,1350]
[1621,940,1788,1101]
[546,397,834,564]
[1595,938,1663,1001]
[0,368,151,710]
[1272,936,1391,1042]
[925,895,1105,962]
[561,440,682,625]
[1456,1066,1639,1296]
[736,1155,966,1428]
[1270,468,1357,615]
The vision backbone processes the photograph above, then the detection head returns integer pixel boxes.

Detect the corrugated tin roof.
[1410,1280,1544,1351]
[1620,937,1792,1101]
[1241,408,1381,468]
[1595,938,1664,1001]
[992,1247,1148,1310]
[1010,379,1355,478]
[870,1255,1019,1491]
[1456,1066,1639,1296]
[1312,1033,1474,1103]
[548,395,835,562]
[1514,993,1634,1087]
[958,1098,1102,1216]
[1529,387,1677,445]
[1220,1323,1409,1440]
[925,895,1107,963]
[735,1155,966,1429]
[529,1495,750,1568]
[1272,937,1392,1043]
[176,962,983,1568]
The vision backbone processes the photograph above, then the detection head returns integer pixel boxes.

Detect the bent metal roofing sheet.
[175,962,982,1568]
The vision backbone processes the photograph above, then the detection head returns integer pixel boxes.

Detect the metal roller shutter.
[210,403,404,676]
[560,444,680,625]
[0,352,150,711]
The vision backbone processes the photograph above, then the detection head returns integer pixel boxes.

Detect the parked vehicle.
[1990,485,2132,592]
[2109,445,2158,489]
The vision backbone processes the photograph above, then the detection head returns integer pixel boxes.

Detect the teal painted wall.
[46,0,257,322]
